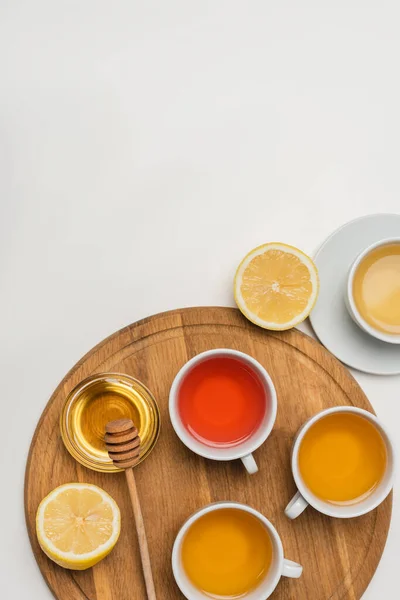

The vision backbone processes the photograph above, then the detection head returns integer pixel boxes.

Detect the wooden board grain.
[25,307,392,600]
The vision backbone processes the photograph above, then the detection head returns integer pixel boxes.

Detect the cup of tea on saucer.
[346,237,400,344]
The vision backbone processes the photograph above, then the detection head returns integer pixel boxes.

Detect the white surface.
[1,1,400,598]
[311,215,400,373]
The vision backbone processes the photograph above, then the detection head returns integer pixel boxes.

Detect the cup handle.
[285,491,308,519]
[282,558,303,579]
[241,453,258,474]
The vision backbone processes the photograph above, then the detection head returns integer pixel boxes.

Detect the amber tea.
[352,243,400,335]
[299,412,387,505]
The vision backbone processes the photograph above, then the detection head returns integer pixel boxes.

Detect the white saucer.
[309,214,400,375]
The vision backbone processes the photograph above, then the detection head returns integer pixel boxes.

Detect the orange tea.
[181,508,273,597]
[352,243,400,335]
[299,413,387,505]
[178,357,266,447]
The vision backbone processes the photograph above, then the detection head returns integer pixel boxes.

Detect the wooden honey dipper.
[105,418,156,600]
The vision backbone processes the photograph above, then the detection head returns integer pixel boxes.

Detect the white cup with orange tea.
[346,237,400,343]
[172,502,302,600]
[169,349,277,474]
[285,406,394,519]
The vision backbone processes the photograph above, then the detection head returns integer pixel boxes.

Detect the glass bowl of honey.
[60,373,160,472]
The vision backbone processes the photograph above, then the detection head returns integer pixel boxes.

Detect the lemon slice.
[36,483,121,570]
[234,243,319,330]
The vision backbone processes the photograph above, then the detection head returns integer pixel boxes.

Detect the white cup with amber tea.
[346,237,400,344]
[172,502,302,600]
[285,406,395,520]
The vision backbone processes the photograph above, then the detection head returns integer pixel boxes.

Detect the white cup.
[169,349,277,474]
[346,237,400,344]
[172,502,303,600]
[285,406,395,519]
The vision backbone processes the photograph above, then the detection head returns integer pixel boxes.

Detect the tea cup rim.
[346,236,400,344]
[290,406,395,518]
[171,501,285,600]
[168,348,277,461]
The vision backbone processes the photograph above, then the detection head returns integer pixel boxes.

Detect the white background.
[1,1,399,598]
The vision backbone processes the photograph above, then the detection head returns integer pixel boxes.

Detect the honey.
[60,373,160,472]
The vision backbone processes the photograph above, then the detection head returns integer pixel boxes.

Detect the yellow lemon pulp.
[36,483,120,570]
[234,243,319,330]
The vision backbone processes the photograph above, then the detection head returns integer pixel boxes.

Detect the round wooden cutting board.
[25,307,392,600]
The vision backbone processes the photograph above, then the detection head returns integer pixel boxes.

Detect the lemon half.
[36,483,121,570]
[234,242,319,330]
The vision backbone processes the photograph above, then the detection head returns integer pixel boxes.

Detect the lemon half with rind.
[234,242,319,331]
[36,483,121,570]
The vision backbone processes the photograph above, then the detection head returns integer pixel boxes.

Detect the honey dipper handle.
[125,468,157,600]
